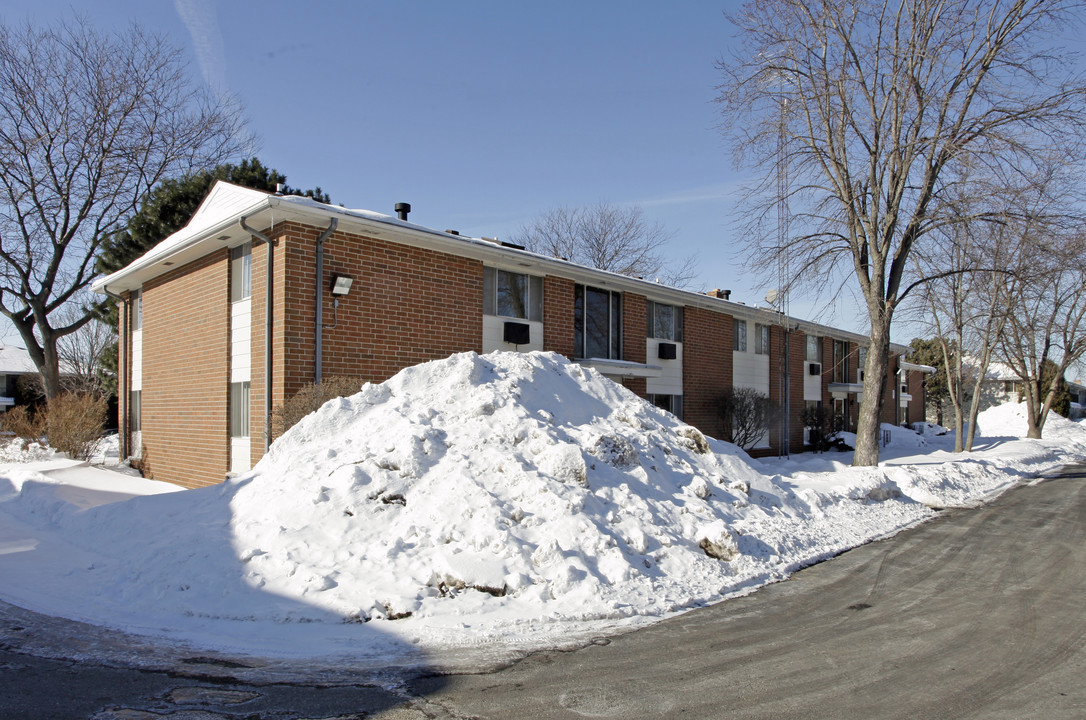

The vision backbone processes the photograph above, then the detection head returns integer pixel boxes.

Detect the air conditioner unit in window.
[658,342,677,360]
[503,321,531,345]
[808,362,821,375]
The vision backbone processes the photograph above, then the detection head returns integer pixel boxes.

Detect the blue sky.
[3,0,892,342]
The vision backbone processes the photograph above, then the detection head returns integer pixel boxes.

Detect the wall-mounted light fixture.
[330,274,354,296]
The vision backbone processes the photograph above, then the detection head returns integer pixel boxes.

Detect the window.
[230,243,252,303]
[806,335,820,362]
[647,302,683,341]
[132,290,142,331]
[649,394,683,418]
[129,390,141,432]
[230,381,250,438]
[483,267,542,321]
[574,285,621,359]
[858,347,867,381]
[734,319,747,351]
[755,323,770,355]
[833,340,849,383]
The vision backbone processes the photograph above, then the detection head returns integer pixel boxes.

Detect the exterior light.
[330,274,353,296]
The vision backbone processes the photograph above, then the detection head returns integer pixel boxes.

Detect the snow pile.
[881,422,929,449]
[977,402,1086,447]
[2,352,1086,662]
[214,351,771,627]
[0,438,55,464]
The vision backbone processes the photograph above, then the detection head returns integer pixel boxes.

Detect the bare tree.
[513,203,698,287]
[55,304,113,397]
[916,209,1022,451]
[916,160,1074,450]
[0,17,245,398]
[717,387,779,450]
[717,0,1086,465]
[998,230,1086,438]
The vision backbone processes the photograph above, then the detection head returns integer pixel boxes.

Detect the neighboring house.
[1068,380,1086,420]
[92,182,929,488]
[929,358,1025,427]
[0,345,43,412]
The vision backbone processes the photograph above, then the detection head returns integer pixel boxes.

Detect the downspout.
[102,286,129,460]
[313,218,338,384]
[239,216,276,453]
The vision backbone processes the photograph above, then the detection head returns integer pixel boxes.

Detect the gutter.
[313,218,339,383]
[239,216,276,453]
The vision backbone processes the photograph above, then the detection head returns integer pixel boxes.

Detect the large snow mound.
[227,351,770,625]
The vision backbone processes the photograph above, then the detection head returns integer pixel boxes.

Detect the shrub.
[717,388,779,450]
[1,405,44,441]
[45,393,107,460]
[272,376,365,440]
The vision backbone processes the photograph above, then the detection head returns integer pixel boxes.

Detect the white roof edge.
[91,182,904,351]
[899,361,937,373]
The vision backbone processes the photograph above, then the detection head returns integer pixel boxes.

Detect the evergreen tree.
[909,337,951,425]
[1039,359,1072,418]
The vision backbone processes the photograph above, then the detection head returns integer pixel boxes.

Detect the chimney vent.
[395,202,411,221]
[275,183,285,195]
[446,229,460,236]
[707,288,732,300]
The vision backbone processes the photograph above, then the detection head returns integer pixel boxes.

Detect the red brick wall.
[787,329,807,451]
[622,293,647,396]
[880,354,900,426]
[140,250,230,488]
[682,307,733,439]
[261,222,483,448]
[543,276,575,359]
[908,368,926,424]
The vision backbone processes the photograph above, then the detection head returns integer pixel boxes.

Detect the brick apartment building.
[92,182,929,488]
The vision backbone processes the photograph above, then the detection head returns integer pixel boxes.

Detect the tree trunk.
[1024,378,1043,439]
[11,316,63,399]
[853,323,890,467]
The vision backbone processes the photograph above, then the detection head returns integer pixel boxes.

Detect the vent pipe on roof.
[706,288,732,300]
[395,202,411,221]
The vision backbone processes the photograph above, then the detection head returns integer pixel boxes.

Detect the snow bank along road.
[408,464,1086,720]
[2,464,1084,719]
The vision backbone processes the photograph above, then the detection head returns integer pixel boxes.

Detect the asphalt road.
[2,465,1085,719]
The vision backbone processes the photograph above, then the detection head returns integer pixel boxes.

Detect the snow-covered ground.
[1,351,1083,671]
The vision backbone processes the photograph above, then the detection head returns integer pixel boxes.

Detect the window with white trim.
[648,394,683,418]
[230,381,250,438]
[129,390,141,432]
[806,334,820,362]
[734,319,747,351]
[647,301,683,341]
[483,267,542,321]
[755,323,770,355]
[230,243,252,303]
[574,284,621,359]
[132,290,142,330]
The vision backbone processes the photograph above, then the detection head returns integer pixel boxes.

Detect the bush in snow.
[1,404,44,442]
[717,387,778,449]
[272,375,365,439]
[44,393,107,460]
